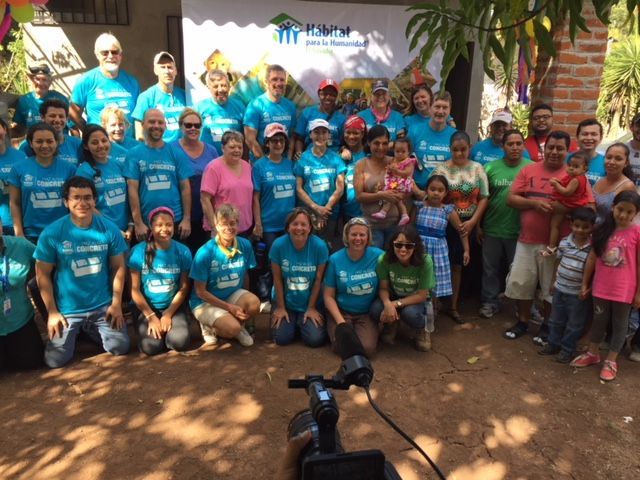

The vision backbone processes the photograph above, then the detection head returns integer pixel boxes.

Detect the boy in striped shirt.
[539,207,595,363]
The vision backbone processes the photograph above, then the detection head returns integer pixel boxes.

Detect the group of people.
[1,32,639,384]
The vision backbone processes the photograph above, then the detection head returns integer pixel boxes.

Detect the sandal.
[503,321,529,340]
[600,360,618,381]
[447,309,465,324]
[539,246,557,257]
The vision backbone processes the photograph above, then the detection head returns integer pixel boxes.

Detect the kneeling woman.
[190,204,259,347]
[323,217,383,357]
[129,207,192,355]
[270,208,329,347]
[371,225,435,351]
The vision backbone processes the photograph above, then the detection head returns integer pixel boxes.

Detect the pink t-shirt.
[511,161,594,244]
[200,157,253,232]
[593,225,640,304]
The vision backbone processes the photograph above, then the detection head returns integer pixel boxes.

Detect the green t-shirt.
[0,236,35,336]
[376,253,435,298]
[483,158,532,239]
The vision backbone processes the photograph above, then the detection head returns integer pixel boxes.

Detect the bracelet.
[145,312,156,320]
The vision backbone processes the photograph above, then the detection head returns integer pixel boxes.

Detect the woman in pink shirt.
[201,131,253,236]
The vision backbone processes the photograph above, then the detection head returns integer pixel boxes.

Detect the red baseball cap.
[318,79,339,93]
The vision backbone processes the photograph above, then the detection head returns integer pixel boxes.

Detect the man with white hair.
[70,32,140,134]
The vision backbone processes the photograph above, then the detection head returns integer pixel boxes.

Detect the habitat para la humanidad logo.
[270,13,368,49]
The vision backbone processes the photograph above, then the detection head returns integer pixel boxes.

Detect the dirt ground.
[1,299,639,480]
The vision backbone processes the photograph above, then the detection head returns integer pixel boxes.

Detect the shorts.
[192,289,250,327]
[505,242,555,303]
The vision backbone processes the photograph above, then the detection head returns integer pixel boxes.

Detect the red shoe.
[570,351,601,368]
[599,360,618,381]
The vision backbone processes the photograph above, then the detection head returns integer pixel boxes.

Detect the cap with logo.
[318,79,339,93]
[490,110,513,125]
[153,51,175,65]
[264,122,288,140]
[372,79,389,93]
[308,118,330,132]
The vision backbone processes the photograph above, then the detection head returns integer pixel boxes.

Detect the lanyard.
[0,255,9,294]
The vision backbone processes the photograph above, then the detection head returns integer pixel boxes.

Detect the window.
[39,0,130,26]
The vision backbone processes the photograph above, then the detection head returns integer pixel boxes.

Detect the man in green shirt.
[479,129,532,318]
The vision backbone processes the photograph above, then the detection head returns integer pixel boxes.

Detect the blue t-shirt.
[357,108,406,141]
[342,150,366,218]
[244,93,296,159]
[0,147,27,227]
[189,236,257,309]
[295,105,346,152]
[8,157,76,237]
[408,123,457,187]
[110,142,128,166]
[116,137,141,150]
[197,96,245,154]
[252,156,296,232]
[324,246,384,314]
[123,143,194,223]
[132,84,187,143]
[569,152,606,186]
[128,240,192,310]
[471,138,531,166]
[33,214,128,315]
[13,90,69,128]
[404,113,429,132]
[269,234,329,312]
[71,67,140,131]
[75,159,129,230]
[19,134,82,166]
[294,149,346,216]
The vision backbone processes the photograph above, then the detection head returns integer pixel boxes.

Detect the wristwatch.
[395,300,403,308]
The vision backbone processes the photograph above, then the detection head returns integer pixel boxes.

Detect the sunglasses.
[393,242,416,250]
[183,122,202,129]
[28,66,51,75]
[99,50,121,57]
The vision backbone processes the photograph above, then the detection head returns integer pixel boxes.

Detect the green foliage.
[597,35,640,131]
[0,26,29,95]
[510,102,531,135]
[406,0,625,85]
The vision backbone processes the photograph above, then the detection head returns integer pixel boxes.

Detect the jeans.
[481,235,517,306]
[136,310,191,356]
[271,309,327,347]
[44,306,131,368]
[369,298,426,329]
[372,225,397,250]
[590,297,631,353]
[548,290,588,354]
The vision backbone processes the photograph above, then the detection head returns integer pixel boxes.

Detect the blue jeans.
[369,298,426,329]
[136,310,190,356]
[271,309,327,347]
[44,306,131,368]
[481,235,517,306]
[548,290,588,354]
[372,225,397,250]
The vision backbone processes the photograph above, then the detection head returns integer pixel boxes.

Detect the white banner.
[181,0,442,110]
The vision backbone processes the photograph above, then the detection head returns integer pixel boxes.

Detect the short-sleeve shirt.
[376,253,435,298]
[197,97,245,154]
[431,161,489,219]
[13,90,69,128]
[8,157,76,237]
[20,135,82,166]
[0,147,27,228]
[123,143,194,223]
[269,234,329,312]
[555,234,591,295]
[524,134,578,163]
[408,122,457,187]
[253,156,296,233]
[357,108,406,142]
[295,105,346,151]
[132,84,187,142]
[128,240,192,310]
[471,138,531,166]
[71,67,140,129]
[200,158,253,232]
[324,246,384,314]
[294,149,346,217]
[0,236,36,335]
[33,214,128,315]
[483,158,532,239]
[110,142,129,166]
[189,236,256,309]
[75,159,129,230]
[244,93,296,159]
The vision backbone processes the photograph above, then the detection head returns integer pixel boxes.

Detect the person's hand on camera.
[276,430,312,480]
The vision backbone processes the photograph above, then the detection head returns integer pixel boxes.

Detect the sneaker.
[479,303,499,319]
[629,348,640,362]
[570,351,601,368]
[556,350,573,364]
[259,301,272,314]
[398,214,410,226]
[371,210,387,220]
[201,324,218,345]
[380,323,398,345]
[538,344,560,355]
[599,360,618,381]
[236,327,254,347]
[414,329,431,351]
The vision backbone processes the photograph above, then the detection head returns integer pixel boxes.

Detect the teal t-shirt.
[471,138,531,166]
[324,246,384,314]
[408,122,457,188]
[0,236,36,335]
[252,156,296,233]
[110,142,128,166]
[357,108,406,141]
[342,150,366,218]
[20,134,82,166]
[295,105,346,152]
[244,93,296,160]
[294,149,346,216]
[376,253,435,297]
[569,152,606,186]
[0,147,27,227]
[128,240,192,310]
[34,214,128,315]
[132,84,187,142]
[13,90,69,128]
[189,236,257,309]
[269,234,329,312]
[197,96,245,154]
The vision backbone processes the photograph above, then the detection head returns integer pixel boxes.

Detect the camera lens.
[288,408,343,460]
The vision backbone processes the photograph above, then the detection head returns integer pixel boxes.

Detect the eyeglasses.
[393,242,416,250]
[268,137,285,144]
[68,194,95,203]
[183,122,202,129]
[99,50,121,57]
[532,115,552,121]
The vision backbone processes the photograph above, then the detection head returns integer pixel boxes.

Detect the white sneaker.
[201,324,218,345]
[236,327,254,347]
[259,301,272,314]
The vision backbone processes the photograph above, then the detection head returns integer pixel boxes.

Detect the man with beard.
[124,109,193,241]
[524,104,577,162]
